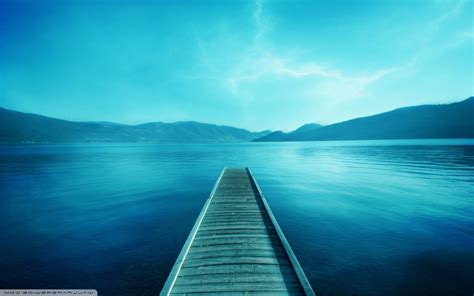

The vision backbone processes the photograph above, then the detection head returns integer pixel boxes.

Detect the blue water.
[0,140,473,295]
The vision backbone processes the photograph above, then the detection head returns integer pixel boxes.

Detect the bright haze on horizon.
[0,0,472,131]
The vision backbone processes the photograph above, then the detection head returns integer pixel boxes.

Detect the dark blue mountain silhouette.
[0,108,270,143]
[255,97,474,141]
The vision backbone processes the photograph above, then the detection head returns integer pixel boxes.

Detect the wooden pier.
[161,168,315,295]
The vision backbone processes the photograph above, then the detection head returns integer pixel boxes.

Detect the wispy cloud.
[253,0,266,42]
[188,0,470,128]
[222,0,415,102]
[460,30,474,39]
[406,0,471,67]
[431,0,466,28]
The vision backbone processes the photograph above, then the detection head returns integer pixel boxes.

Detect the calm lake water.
[0,140,473,295]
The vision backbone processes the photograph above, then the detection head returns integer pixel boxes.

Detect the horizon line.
[1,95,471,132]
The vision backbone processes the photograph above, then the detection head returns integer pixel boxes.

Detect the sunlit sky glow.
[1,0,472,131]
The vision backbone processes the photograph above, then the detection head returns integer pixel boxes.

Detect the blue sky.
[0,0,472,131]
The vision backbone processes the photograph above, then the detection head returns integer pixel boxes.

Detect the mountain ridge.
[254,97,474,142]
[1,97,472,143]
[0,107,271,143]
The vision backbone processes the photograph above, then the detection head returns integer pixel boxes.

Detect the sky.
[0,0,472,131]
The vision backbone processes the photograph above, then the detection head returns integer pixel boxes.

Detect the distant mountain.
[0,108,271,143]
[256,123,322,141]
[254,97,474,142]
[292,123,323,133]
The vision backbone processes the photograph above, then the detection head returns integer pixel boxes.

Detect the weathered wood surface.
[161,168,315,295]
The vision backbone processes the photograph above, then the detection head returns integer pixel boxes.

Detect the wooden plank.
[182,256,291,268]
[185,249,285,260]
[191,242,276,250]
[198,224,275,231]
[187,244,285,254]
[199,221,269,227]
[203,213,265,218]
[191,235,275,246]
[178,264,297,277]
[175,273,298,285]
[160,168,315,296]
[196,232,278,239]
[169,292,301,296]
[171,282,302,293]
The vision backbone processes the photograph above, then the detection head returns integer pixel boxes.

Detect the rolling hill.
[0,108,271,143]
